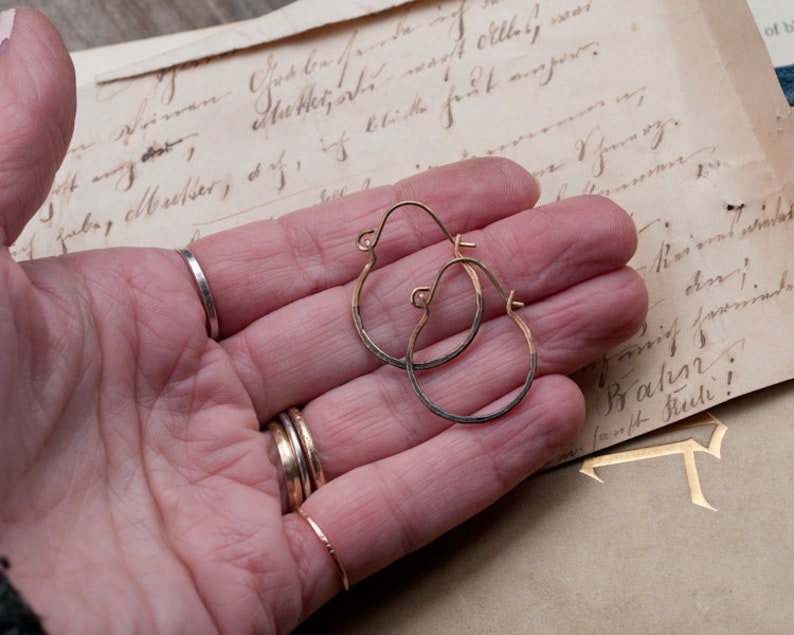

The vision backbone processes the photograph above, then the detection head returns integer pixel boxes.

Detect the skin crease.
[0,8,648,635]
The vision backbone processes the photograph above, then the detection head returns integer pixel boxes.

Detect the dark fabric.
[0,558,47,635]
[776,64,794,106]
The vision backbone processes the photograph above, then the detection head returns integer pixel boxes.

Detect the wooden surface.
[0,0,295,50]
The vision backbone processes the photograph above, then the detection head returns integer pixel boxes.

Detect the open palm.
[0,10,647,635]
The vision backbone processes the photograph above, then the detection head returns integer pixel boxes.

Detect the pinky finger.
[285,373,584,619]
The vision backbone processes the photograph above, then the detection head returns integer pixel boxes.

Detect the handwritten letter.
[13,0,794,461]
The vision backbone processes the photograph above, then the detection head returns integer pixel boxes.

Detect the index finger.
[184,158,540,336]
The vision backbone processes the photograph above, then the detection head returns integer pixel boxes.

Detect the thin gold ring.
[297,507,350,592]
[176,248,220,340]
[267,420,304,512]
[287,408,326,490]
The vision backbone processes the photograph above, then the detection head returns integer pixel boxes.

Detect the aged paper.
[71,25,228,86]
[72,1,414,86]
[14,0,794,462]
[96,0,416,82]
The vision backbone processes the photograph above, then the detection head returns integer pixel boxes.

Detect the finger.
[281,265,647,477]
[185,157,540,336]
[224,195,639,416]
[286,373,585,616]
[0,8,76,246]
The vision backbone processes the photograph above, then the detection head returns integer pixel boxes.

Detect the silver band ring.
[177,248,220,340]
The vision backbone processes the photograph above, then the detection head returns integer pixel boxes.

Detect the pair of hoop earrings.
[352,201,537,424]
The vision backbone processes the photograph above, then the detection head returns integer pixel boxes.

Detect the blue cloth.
[775,64,794,105]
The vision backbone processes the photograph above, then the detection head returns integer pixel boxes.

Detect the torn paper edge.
[71,23,231,87]
[96,0,417,83]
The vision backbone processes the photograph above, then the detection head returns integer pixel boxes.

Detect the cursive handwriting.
[15,0,794,469]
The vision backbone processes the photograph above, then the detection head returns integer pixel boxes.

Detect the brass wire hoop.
[352,200,484,370]
[405,257,538,424]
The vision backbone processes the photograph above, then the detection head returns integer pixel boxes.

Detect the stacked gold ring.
[267,407,326,513]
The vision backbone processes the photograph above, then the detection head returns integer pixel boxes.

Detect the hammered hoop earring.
[352,200,484,370]
[405,257,537,424]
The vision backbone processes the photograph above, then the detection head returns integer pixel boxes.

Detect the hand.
[0,9,647,634]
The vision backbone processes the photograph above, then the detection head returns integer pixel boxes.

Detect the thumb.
[0,8,76,246]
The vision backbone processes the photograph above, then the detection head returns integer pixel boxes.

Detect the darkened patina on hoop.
[405,256,537,424]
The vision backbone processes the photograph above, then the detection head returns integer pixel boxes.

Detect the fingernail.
[0,8,16,56]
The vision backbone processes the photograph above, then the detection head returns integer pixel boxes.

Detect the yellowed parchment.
[14,0,794,462]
